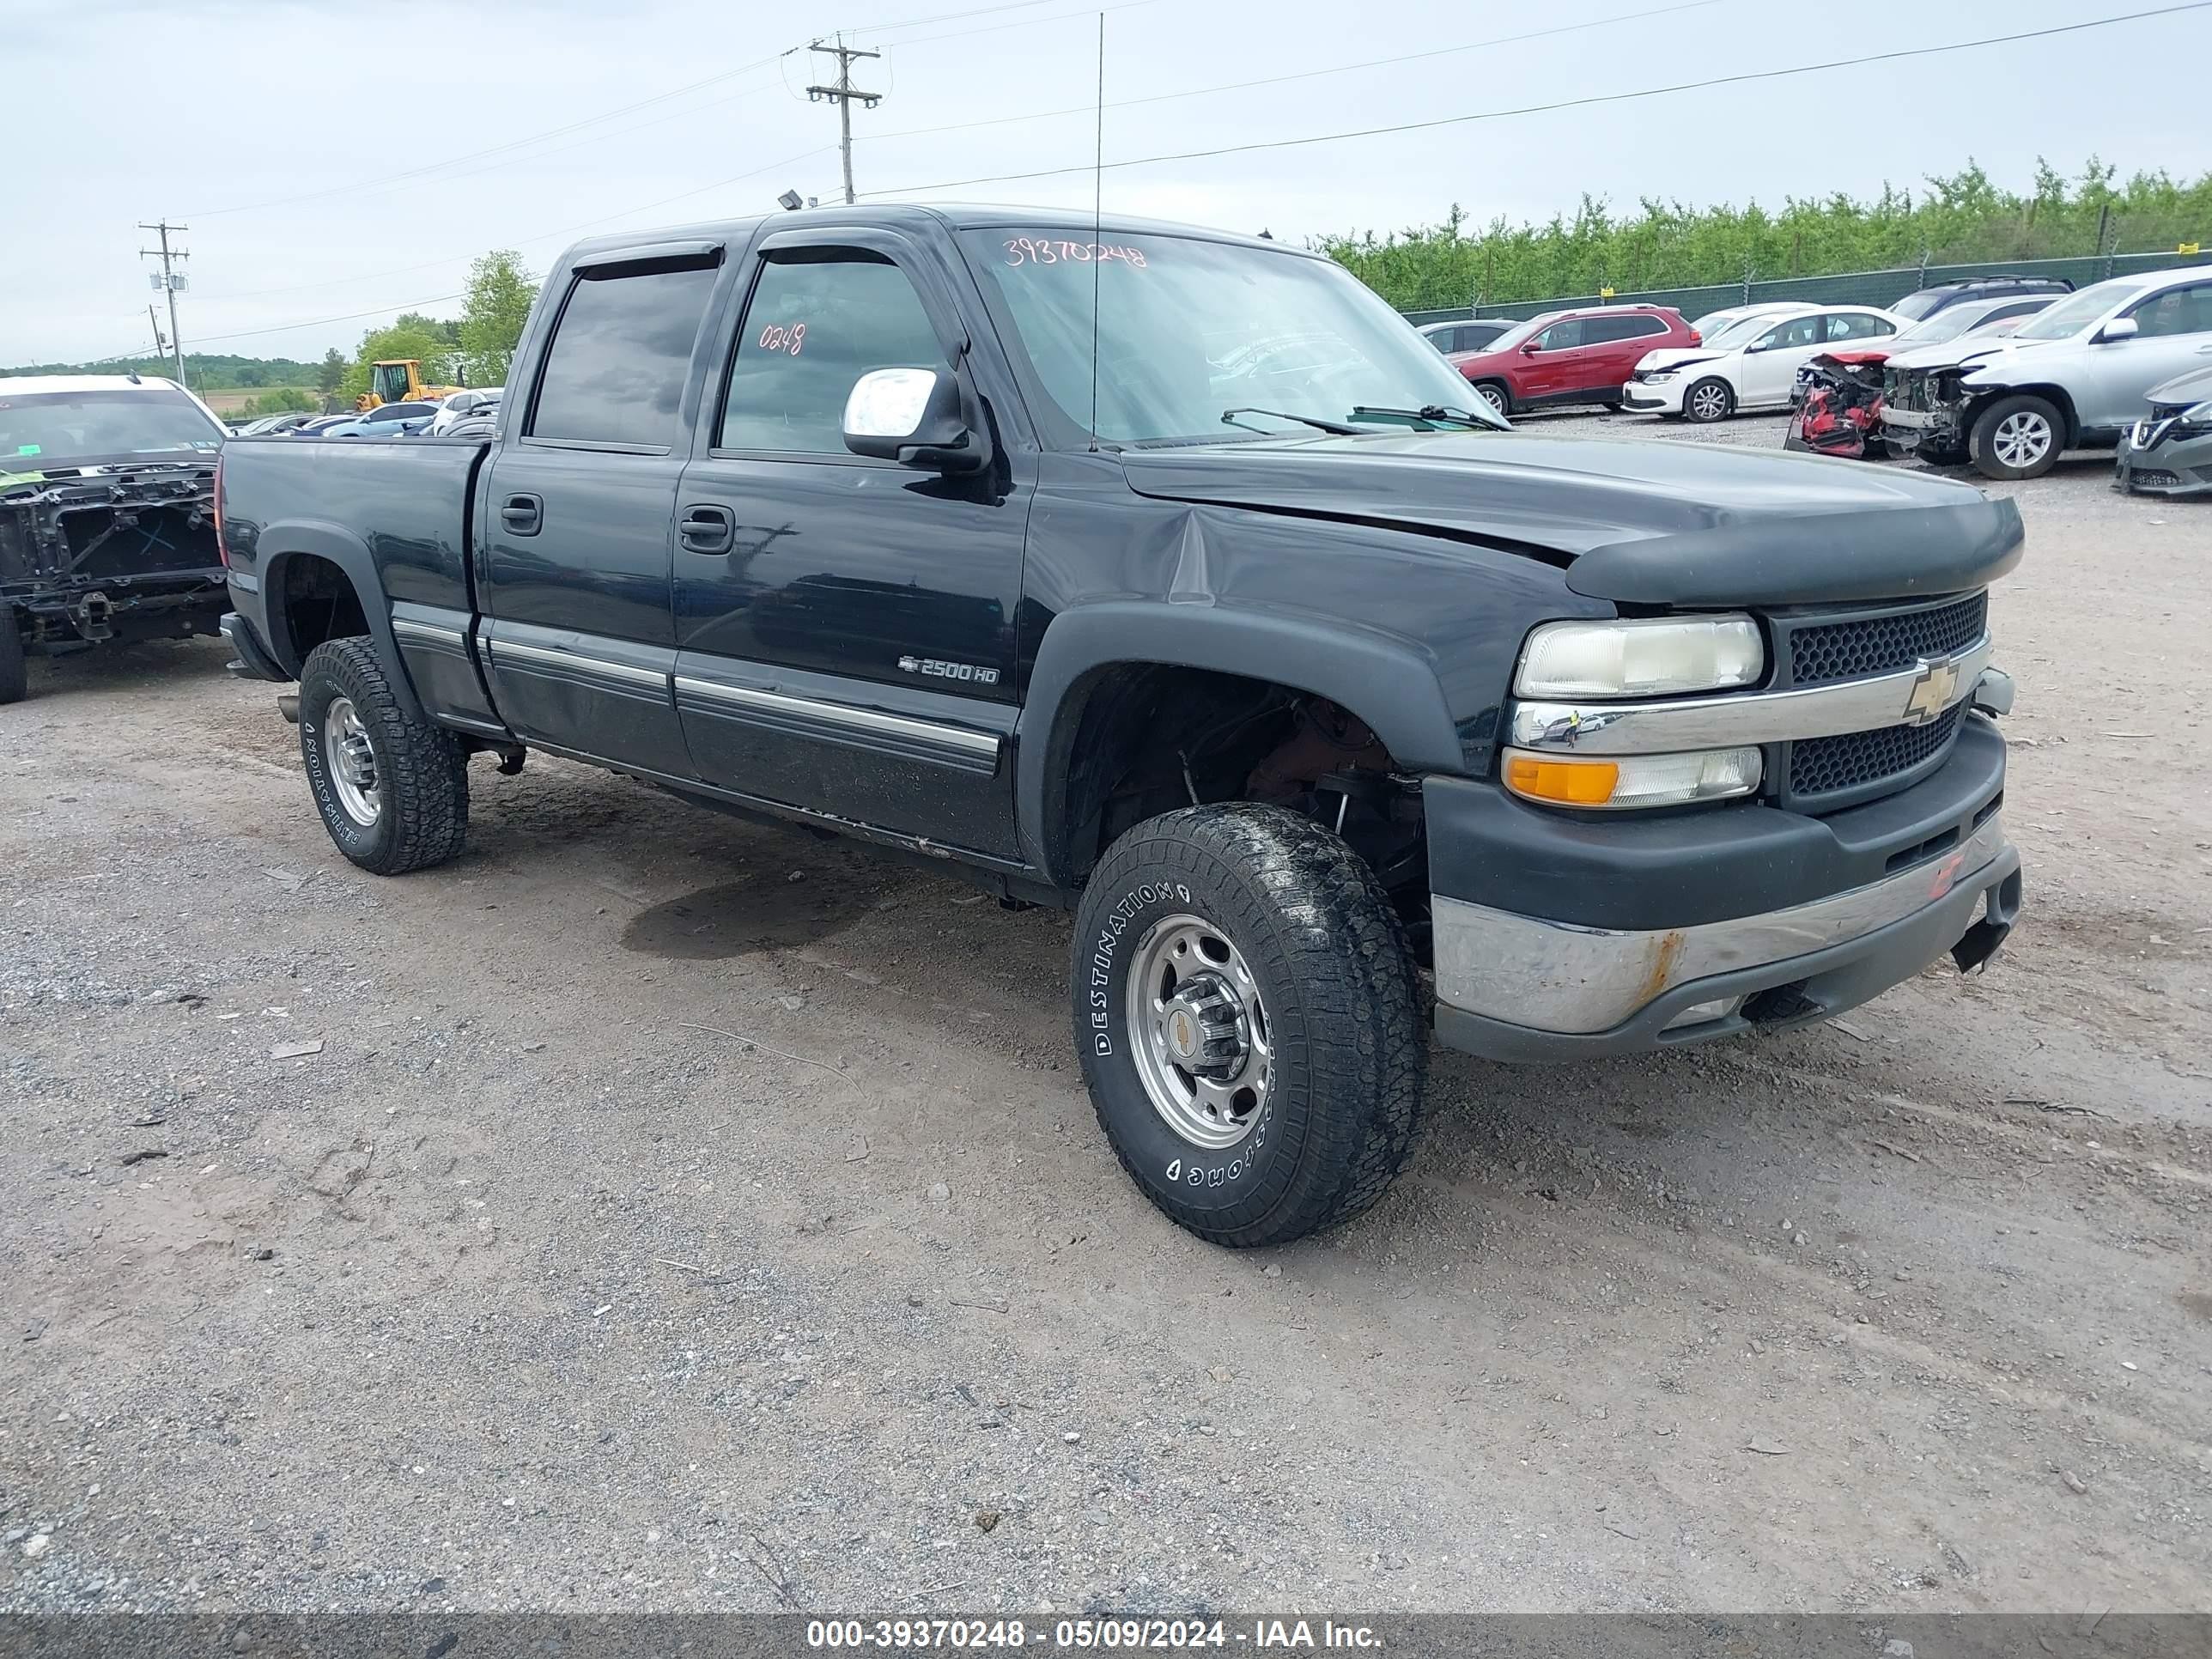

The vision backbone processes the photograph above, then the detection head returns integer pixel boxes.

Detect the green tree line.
[1322,160,2212,312]
[8,252,540,409]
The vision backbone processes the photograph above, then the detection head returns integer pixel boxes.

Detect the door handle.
[500,493,543,536]
[679,504,735,555]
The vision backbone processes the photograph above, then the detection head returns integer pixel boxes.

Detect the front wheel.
[1969,393,2064,481]
[298,637,470,875]
[1683,376,1735,423]
[1469,380,1511,419]
[1072,805,1428,1249]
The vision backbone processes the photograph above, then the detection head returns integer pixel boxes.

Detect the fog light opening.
[1662,995,1742,1033]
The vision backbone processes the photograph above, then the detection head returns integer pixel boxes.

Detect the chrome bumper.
[1431,811,2019,1060]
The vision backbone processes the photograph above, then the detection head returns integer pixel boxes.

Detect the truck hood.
[1119,430,2023,607]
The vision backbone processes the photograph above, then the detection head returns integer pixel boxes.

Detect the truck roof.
[556,203,1311,268]
[0,373,185,395]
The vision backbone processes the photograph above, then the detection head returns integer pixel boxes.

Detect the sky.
[3,0,2206,368]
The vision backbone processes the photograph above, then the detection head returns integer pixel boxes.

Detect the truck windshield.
[0,387,225,471]
[960,229,1508,444]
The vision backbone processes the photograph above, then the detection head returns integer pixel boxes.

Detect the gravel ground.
[3,414,2208,1616]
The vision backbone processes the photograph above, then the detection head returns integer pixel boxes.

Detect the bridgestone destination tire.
[297,637,469,876]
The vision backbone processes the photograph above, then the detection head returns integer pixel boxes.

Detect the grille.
[1788,592,1986,686]
[1790,704,1963,800]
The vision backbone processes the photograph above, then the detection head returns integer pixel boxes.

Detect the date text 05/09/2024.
[805,1619,1383,1650]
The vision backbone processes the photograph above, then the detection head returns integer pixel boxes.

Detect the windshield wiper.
[1220,406,1363,436]
[1347,404,1498,429]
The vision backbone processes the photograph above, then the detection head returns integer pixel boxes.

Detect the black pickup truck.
[217,207,2026,1247]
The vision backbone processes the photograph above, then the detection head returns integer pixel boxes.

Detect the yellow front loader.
[356,360,460,412]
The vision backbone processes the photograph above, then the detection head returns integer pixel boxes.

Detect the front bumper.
[2113,431,2212,496]
[1621,380,1683,413]
[1426,716,2020,1062]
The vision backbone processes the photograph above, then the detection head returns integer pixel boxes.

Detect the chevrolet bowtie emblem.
[1902,659,1960,726]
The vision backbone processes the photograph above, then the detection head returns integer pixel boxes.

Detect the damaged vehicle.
[1787,296,2056,460]
[217,206,2025,1249]
[2113,364,2212,497]
[1882,267,2212,480]
[0,374,228,703]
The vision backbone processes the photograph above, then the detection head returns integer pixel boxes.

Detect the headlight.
[1504,746,1762,810]
[1641,369,1678,382]
[2181,399,2212,433]
[1515,616,1764,698]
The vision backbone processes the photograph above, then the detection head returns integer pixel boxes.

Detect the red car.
[1448,304,1697,418]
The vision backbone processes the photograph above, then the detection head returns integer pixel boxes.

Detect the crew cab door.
[671,227,1029,860]
[477,245,727,777]
[2071,277,2212,430]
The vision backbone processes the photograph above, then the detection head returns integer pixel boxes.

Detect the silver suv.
[1881,267,2212,479]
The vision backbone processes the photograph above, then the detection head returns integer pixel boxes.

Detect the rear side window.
[718,252,945,454]
[1583,315,1668,344]
[1825,312,1894,342]
[528,262,720,447]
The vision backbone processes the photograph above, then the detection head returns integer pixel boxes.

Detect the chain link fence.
[1401,247,2212,327]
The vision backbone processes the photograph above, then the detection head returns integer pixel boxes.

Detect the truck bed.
[221,434,491,623]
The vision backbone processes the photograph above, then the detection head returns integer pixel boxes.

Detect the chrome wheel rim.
[323,696,382,828]
[1475,384,1507,416]
[1125,914,1272,1151]
[1690,382,1729,421]
[1992,410,2052,470]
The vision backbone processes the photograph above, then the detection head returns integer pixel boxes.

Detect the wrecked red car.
[1784,298,2054,461]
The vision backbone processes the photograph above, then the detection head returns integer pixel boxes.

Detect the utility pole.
[146,304,171,362]
[806,35,881,206]
[138,220,189,387]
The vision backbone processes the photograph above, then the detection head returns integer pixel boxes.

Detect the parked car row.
[1425,264,2211,490]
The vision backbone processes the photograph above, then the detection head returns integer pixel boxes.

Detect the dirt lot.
[3,415,2208,1615]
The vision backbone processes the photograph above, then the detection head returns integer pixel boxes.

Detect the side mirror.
[1520,341,1543,355]
[2096,316,2140,343]
[843,367,987,473]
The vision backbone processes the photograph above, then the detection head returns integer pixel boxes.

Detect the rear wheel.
[297,637,469,875]
[0,608,25,705]
[1684,376,1735,423]
[1072,804,1428,1249]
[1469,380,1511,419]
[1969,393,2064,481]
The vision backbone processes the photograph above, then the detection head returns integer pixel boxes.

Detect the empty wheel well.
[273,554,368,674]
[1046,664,1431,945]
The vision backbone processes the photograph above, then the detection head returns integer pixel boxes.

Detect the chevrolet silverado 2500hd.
[216,207,2026,1247]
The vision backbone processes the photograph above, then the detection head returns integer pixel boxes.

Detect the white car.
[428,388,502,435]
[1624,304,1911,422]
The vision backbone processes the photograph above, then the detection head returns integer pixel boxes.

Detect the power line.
[88,143,841,359]
[860,3,2212,198]
[179,0,1094,222]
[857,0,1723,148]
